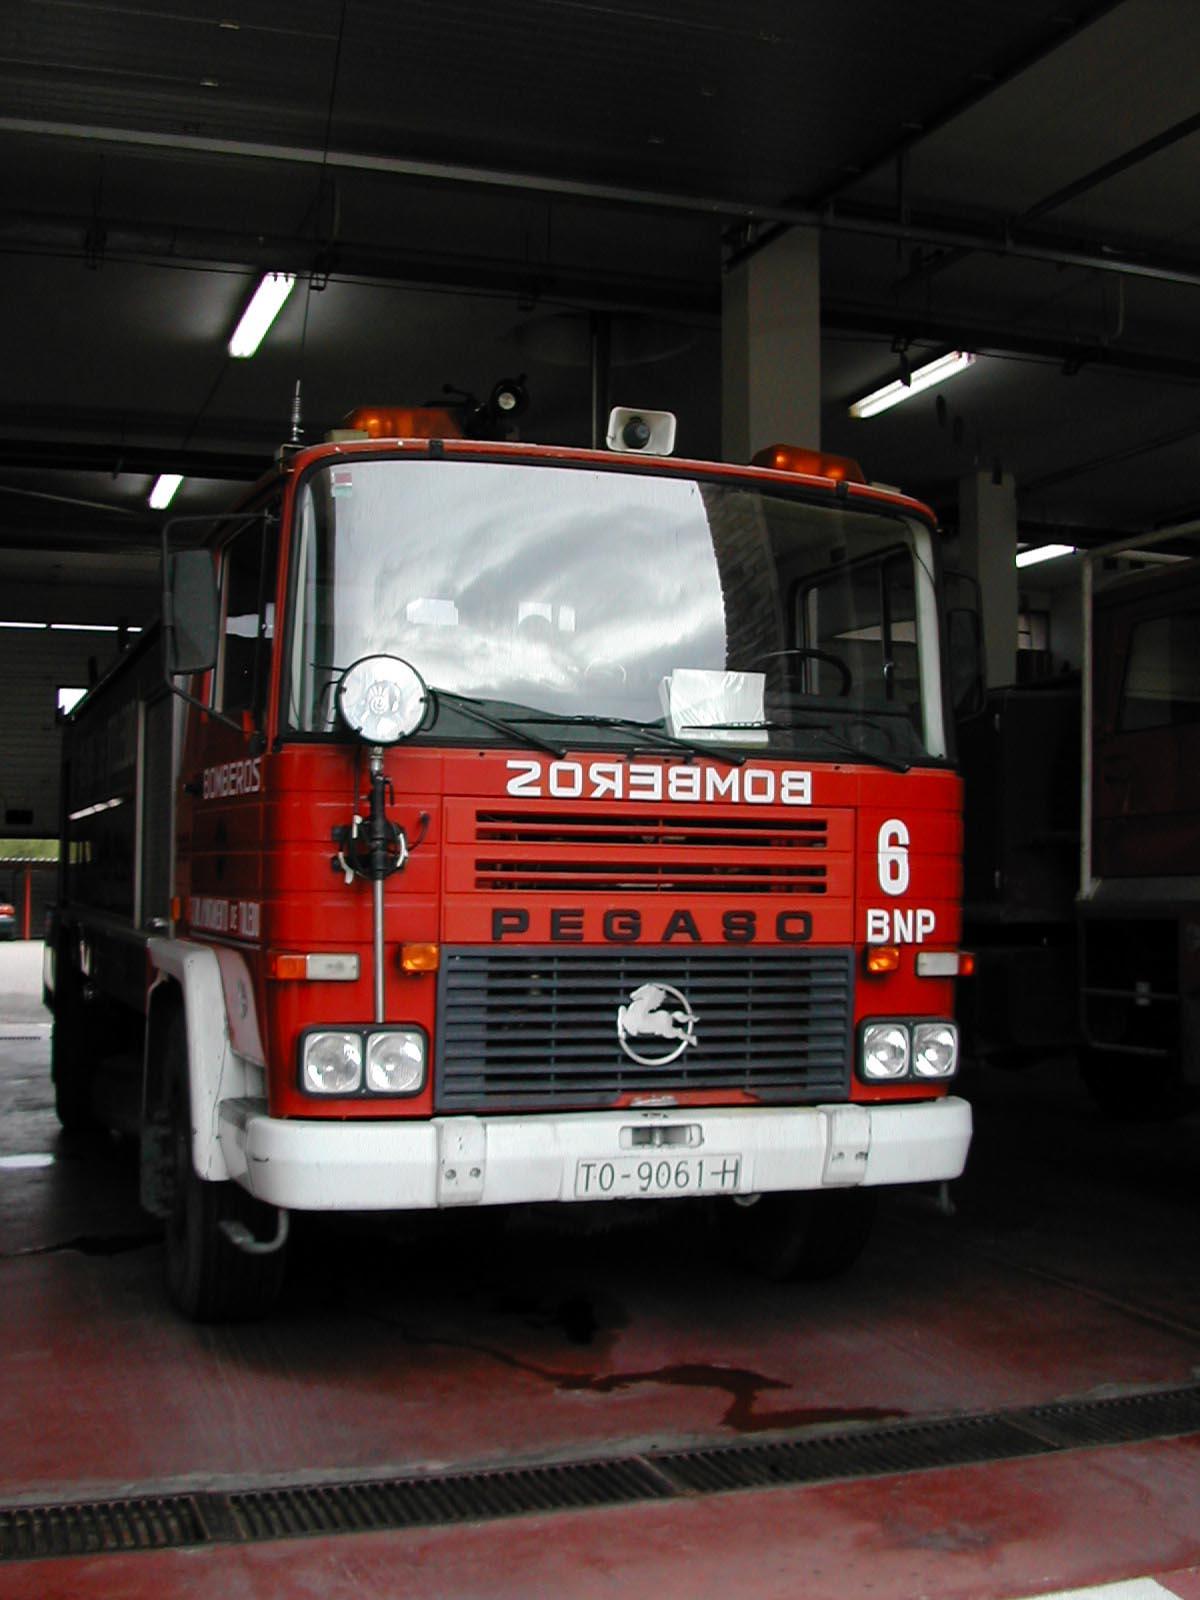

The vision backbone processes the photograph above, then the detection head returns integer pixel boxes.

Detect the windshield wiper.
[429,688,568,757]
[697,720,911,773]
[511,713,746,767]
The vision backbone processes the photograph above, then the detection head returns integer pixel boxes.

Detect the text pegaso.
[505,759,812,806]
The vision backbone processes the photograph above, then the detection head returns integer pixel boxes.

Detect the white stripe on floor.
[1008,1581,1174,1600]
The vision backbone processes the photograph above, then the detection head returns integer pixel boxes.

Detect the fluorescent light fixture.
[849,351,977,419]
[149,473,183,510]
[1015,543,1078,569]
[228,271,296,358]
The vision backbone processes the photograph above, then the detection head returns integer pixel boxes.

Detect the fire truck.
[46,399,972,1319]
[1079,536,1200,1115]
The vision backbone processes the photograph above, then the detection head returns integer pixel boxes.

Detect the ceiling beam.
[729,0,1129,264]
[895,106,1200,293]
[822,303,1200,384]
[0,208,721,319]
[8,113,1200,293]
[0,441,266,479]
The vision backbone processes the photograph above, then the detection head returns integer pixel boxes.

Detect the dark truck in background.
[1079,546,1200,1115]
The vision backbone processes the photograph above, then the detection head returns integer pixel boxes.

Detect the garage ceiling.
[3,0,1200,622]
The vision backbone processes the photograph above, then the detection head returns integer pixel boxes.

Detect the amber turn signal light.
[399,943,440,974]
[864,945,901,975]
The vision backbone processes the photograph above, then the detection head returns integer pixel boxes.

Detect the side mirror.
[165,549,218,675]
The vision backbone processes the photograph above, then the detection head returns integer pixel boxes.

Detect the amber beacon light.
[751,444,866,482]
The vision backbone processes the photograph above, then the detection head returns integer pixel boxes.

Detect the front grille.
[435,946,854,1110]
[471,808,831,894]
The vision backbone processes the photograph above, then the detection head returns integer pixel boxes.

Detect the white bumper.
[217,1095,972,1212]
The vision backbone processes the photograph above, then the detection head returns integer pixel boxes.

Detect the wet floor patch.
[3,1231,159,1260]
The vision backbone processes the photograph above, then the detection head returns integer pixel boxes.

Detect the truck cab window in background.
[218,513,280,716]
[285,460,946,761]
[1118,611,1200,731]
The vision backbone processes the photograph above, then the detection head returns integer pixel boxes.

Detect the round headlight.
[861,1022,910,1080]
[366,1030,426,1095]
[302,1031,363,1094]
[913,1022,959,1078]
[336,655,429,745]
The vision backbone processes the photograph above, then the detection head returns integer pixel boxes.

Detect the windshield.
[284,457,946,762]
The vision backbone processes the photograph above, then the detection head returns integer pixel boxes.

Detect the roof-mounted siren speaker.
[606,406,677,457]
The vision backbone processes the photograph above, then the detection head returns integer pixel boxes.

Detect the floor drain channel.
[3,1381,1198,1564]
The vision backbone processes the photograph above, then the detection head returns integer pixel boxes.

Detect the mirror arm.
[164,674,245,736]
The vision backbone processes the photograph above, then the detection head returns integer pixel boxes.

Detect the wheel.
[164,1012,287,1321]
[720,1189,878,1282]
[1079,1045,1185,1120]
[751,648,852,696]
[51,983,96,1134]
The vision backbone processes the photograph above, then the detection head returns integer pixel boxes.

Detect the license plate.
[574,1153,743,1199]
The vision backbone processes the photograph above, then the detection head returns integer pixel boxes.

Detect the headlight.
[302,1031,362,1094]
[861,1023,910,1080]
[366,1030,426,1095]
[336,654,429,745]
[913,1022,959,1078]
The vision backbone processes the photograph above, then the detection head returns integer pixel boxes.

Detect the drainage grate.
[1021,1384,1200,1449]
[1,1496,207,1562]
[651,1412,1051,1495]
[226,1458,669,1543]
[3,1381,1198,1564]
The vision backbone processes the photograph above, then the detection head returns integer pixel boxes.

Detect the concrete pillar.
[722,227,821,462]
[958,470,1018,689]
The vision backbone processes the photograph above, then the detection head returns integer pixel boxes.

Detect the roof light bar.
[148,473,183,510]
[849,351,976,419]
[228,271,296,358]
[1015,543,1078,568]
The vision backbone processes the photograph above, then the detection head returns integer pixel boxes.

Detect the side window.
[1119,612,1200,731]
[800,551,920,712]
[217,515,280,715]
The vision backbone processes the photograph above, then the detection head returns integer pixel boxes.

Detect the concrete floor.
[1,939,1197,1598]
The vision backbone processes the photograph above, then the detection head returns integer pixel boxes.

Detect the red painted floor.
[2,942,1198,1597]
[2,1439,1197,1600]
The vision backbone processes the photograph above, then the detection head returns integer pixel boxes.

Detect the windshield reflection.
[285,458,942,761]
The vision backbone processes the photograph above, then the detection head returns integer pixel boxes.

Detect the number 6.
[877,819,910,896]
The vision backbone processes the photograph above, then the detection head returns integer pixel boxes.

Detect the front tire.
[721,1188,878,1282]
[164,1013,287,1321]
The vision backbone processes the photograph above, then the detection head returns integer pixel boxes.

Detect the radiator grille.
[471,809,829,894]
[435,946,854,1110]
[474,810,829,847]
[473,859,827,893]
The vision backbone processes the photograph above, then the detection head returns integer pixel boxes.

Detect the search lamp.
[336,655,429,745]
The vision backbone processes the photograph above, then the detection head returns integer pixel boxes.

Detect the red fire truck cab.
[47,405,972,1319]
